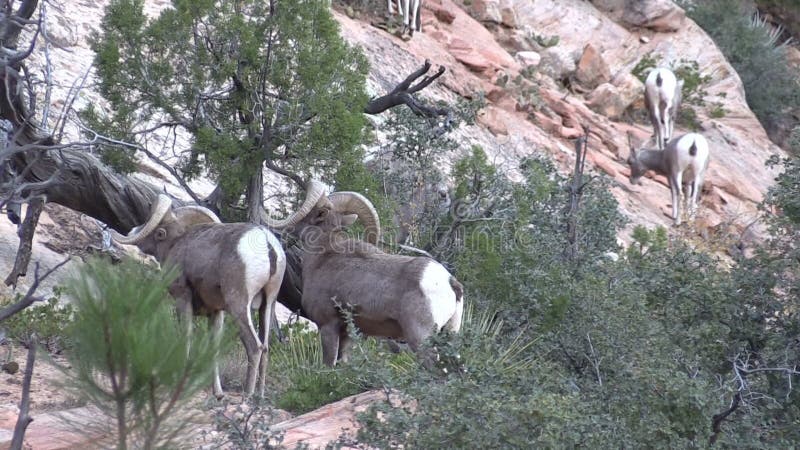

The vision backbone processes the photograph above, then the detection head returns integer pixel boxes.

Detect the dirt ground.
[0,342,80,414]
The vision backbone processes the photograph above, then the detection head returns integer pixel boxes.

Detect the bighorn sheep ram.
[644,68,683,150]
[263,181,463,366]
[387,0,422,37]
[111,195,286,397]
[626,132,710,226]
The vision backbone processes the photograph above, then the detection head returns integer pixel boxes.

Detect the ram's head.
[263,180,381,245]
[110,195,220,257]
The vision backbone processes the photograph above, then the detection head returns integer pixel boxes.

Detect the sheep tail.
[449,276,463,302]
[444,276,464,333]
[689,139,698,156]
[656,72,663,87]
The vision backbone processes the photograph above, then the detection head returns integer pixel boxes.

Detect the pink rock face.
[0,406,109,450]
[575,44,612,90]
[622,0,687,32]
[272,390,398,448]
[478,106,510,136]
[587,83,626,119]
[433,7,456,24]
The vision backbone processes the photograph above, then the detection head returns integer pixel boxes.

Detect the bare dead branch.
[584,332,602,386]
[363,59,452,131]
[395,243,434,258]
[74,120,204,204]
[566,125,590,259]
[4,196,42,286]
[38,1,52,127]
[54,65,92,141]
[9,333,37,450]
[264,157,305,188]
[709,392,741,445]
[2,0,39,44]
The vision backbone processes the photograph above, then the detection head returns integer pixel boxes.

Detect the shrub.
[672,59,711,106]
[66,258,224,449]
[0,288,73,353]
[341,148,800,447]
[709,102,727,118]
[632,51,659,83]
[681,0,800,144]
[268,322,361,414]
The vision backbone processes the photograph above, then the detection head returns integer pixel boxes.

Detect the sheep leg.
[410,0,420,34]
[256,292,276,397]
[684,180,694,221]
[443,299,464,333]
[672,171,684,225]
[404,323,439,370]
[401,0,410,35]
[170,283,194,338]
[667,106,676,143]
[256,292,267,397]
[653,110,664,151]
[691,175,705,220]
[337,329,352,363]
[209,311,225,399]
[229,300,263,396]
[320,322,341,367]
[675,172,686,225]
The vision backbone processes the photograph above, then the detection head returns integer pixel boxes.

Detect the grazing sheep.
[110,195,286,397]
[627,132,711,225]
[644,68,683,150]
[263,181,463,366]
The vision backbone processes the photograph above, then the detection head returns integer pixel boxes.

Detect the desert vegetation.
[680,0,800,150]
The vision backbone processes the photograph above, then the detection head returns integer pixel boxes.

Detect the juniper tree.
[85,0,371,220]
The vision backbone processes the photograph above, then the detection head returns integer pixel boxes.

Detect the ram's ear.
[154,228,168,241]
[340,214,358,227]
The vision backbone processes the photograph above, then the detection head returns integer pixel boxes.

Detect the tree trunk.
[246,170,264,224]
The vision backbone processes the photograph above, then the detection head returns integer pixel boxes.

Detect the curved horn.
[262,180,327,229]
[110,194,173,245]
[328,191,381,244]
[174,205,222,226]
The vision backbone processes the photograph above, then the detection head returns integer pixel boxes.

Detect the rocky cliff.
[0,0,788,292]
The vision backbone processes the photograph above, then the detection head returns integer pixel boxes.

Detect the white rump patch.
[237,228,280,344]
[419,262,456,330]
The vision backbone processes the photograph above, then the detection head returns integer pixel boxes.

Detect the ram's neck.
[637,149,669,176]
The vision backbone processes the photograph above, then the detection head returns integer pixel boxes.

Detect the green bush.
[268,322,361,414]
[338,147,800,447]
[632,51,659,83]
[0,289,73,352]
[672,59,711,107]
[681,0,800,144]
